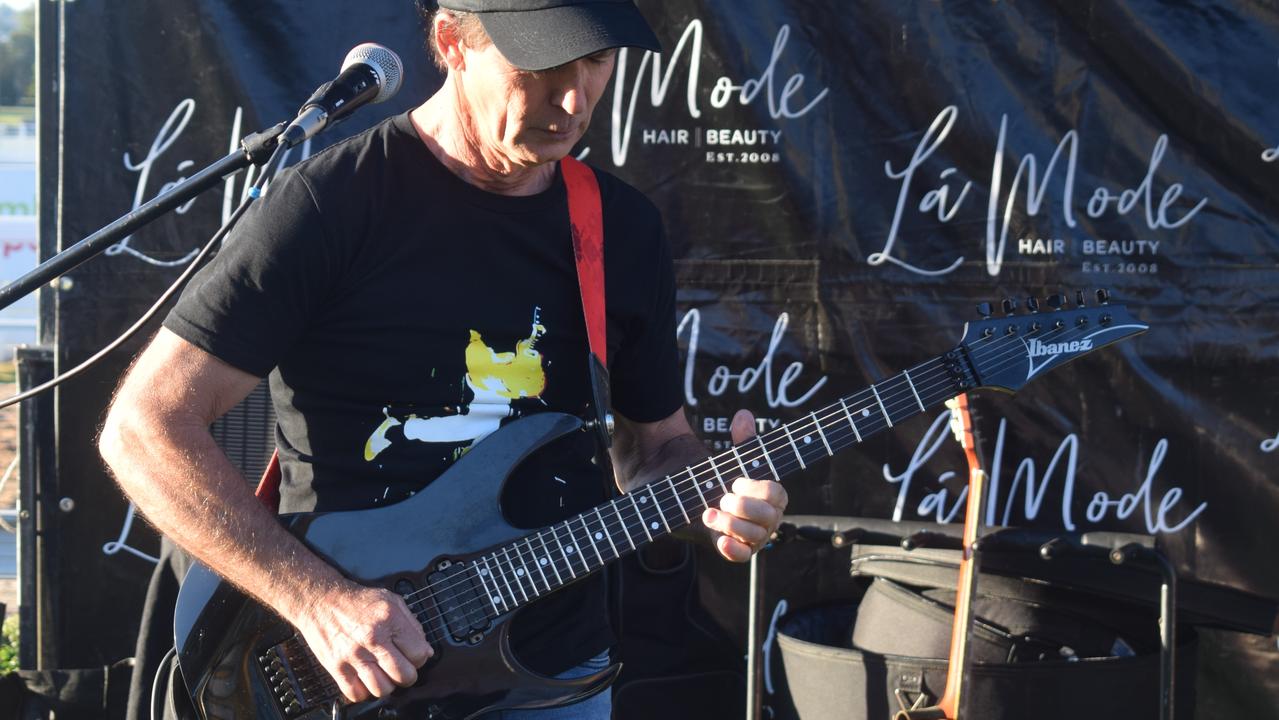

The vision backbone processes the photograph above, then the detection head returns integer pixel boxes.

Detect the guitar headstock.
[958,289,1148,393]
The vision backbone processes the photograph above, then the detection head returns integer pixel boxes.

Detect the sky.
[0,1,30,9]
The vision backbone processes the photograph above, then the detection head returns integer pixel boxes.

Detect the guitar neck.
[471,350,972,616]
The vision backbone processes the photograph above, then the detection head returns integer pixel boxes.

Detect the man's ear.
[433,12,467,71]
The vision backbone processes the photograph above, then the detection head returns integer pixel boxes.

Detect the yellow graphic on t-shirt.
[465,326,548,399]
[363,313,548,461]
[364,409,404,460]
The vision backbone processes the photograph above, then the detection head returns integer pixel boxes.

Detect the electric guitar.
[174,292,1147,720]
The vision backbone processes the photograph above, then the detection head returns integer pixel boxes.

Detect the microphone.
[280,43,404,148]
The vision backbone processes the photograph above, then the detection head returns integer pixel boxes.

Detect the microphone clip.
[242,122,289,165]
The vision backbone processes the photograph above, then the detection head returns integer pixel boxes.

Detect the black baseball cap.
[435,0,661,71]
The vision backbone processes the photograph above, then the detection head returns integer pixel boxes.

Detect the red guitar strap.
[561,156,607,368]
[254,158,607,512]
[254,450,281,512]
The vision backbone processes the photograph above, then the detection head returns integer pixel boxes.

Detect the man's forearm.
[100,413,347,624]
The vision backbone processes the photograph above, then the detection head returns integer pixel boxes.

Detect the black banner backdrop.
[37,0,1279,715]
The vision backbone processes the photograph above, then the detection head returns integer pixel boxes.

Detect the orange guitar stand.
[894,393,987,720]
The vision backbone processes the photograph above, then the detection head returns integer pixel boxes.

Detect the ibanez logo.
[1027,338,1093,358]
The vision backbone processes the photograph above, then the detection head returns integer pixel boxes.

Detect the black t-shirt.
[164,111,683,673]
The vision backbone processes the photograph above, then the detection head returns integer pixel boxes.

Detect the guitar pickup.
[425,562,494,643]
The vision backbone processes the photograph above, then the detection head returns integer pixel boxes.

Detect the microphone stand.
[0,122,287,312]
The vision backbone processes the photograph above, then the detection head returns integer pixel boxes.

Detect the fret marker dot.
[639,496,648,504]
[752,460,761,468]
[479,568,488,576]
[862,408,870,417]
[705,481,713,489]
[539,558,548,566]
[650,522,659,530]
[567,546,576,554]
[492,595,501,604]
[516,569,525,577]
[804,435,813,444]
[594,532,603,540]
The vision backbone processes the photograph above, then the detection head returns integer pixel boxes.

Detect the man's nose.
[555,62,589,116]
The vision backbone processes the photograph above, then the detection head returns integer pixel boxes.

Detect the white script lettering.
[876,106,1209,277]
[609,21,828,166]
[880,411,1207,534]
[677,309,827,409]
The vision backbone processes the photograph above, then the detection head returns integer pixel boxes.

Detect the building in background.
[0,1,38,359]
[0,106,36,358]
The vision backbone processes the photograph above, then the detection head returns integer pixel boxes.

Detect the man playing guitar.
[98,2,788,718]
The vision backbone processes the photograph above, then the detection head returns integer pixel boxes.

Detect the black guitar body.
[173,412,619,720]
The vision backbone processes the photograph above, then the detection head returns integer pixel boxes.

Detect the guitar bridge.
[258,636,340,717]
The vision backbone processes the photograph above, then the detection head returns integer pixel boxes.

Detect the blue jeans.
[488,651,613,719]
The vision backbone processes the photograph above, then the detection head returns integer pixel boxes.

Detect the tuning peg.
[1075,290,1086,307]
[1026,296,1040,313]
[1047,293,1067,310]
[1001,297,1018,315]
[976,302,993,319]
[1095,288,1111,305]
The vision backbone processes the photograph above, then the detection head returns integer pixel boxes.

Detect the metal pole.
[15,346,53,671]
[745,550,765,720]
[1151,551,1178,720]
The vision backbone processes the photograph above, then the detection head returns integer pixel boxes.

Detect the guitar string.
[384,315,1111,636]
[389,316,1112,634]
[391,317,1113,641]
[409,306,1099,593]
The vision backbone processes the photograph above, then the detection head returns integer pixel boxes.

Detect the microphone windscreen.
[341,43,404,104]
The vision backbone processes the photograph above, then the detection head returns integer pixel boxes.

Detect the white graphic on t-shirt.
[364,314,549,461]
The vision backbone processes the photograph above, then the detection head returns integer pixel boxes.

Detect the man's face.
[457,42,617,168]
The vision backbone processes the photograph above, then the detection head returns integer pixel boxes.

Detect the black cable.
[151,645,178,720]
[0,144,288,410]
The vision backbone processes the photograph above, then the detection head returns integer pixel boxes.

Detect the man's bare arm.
[609,407,787,562]
[97,328,431,702]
